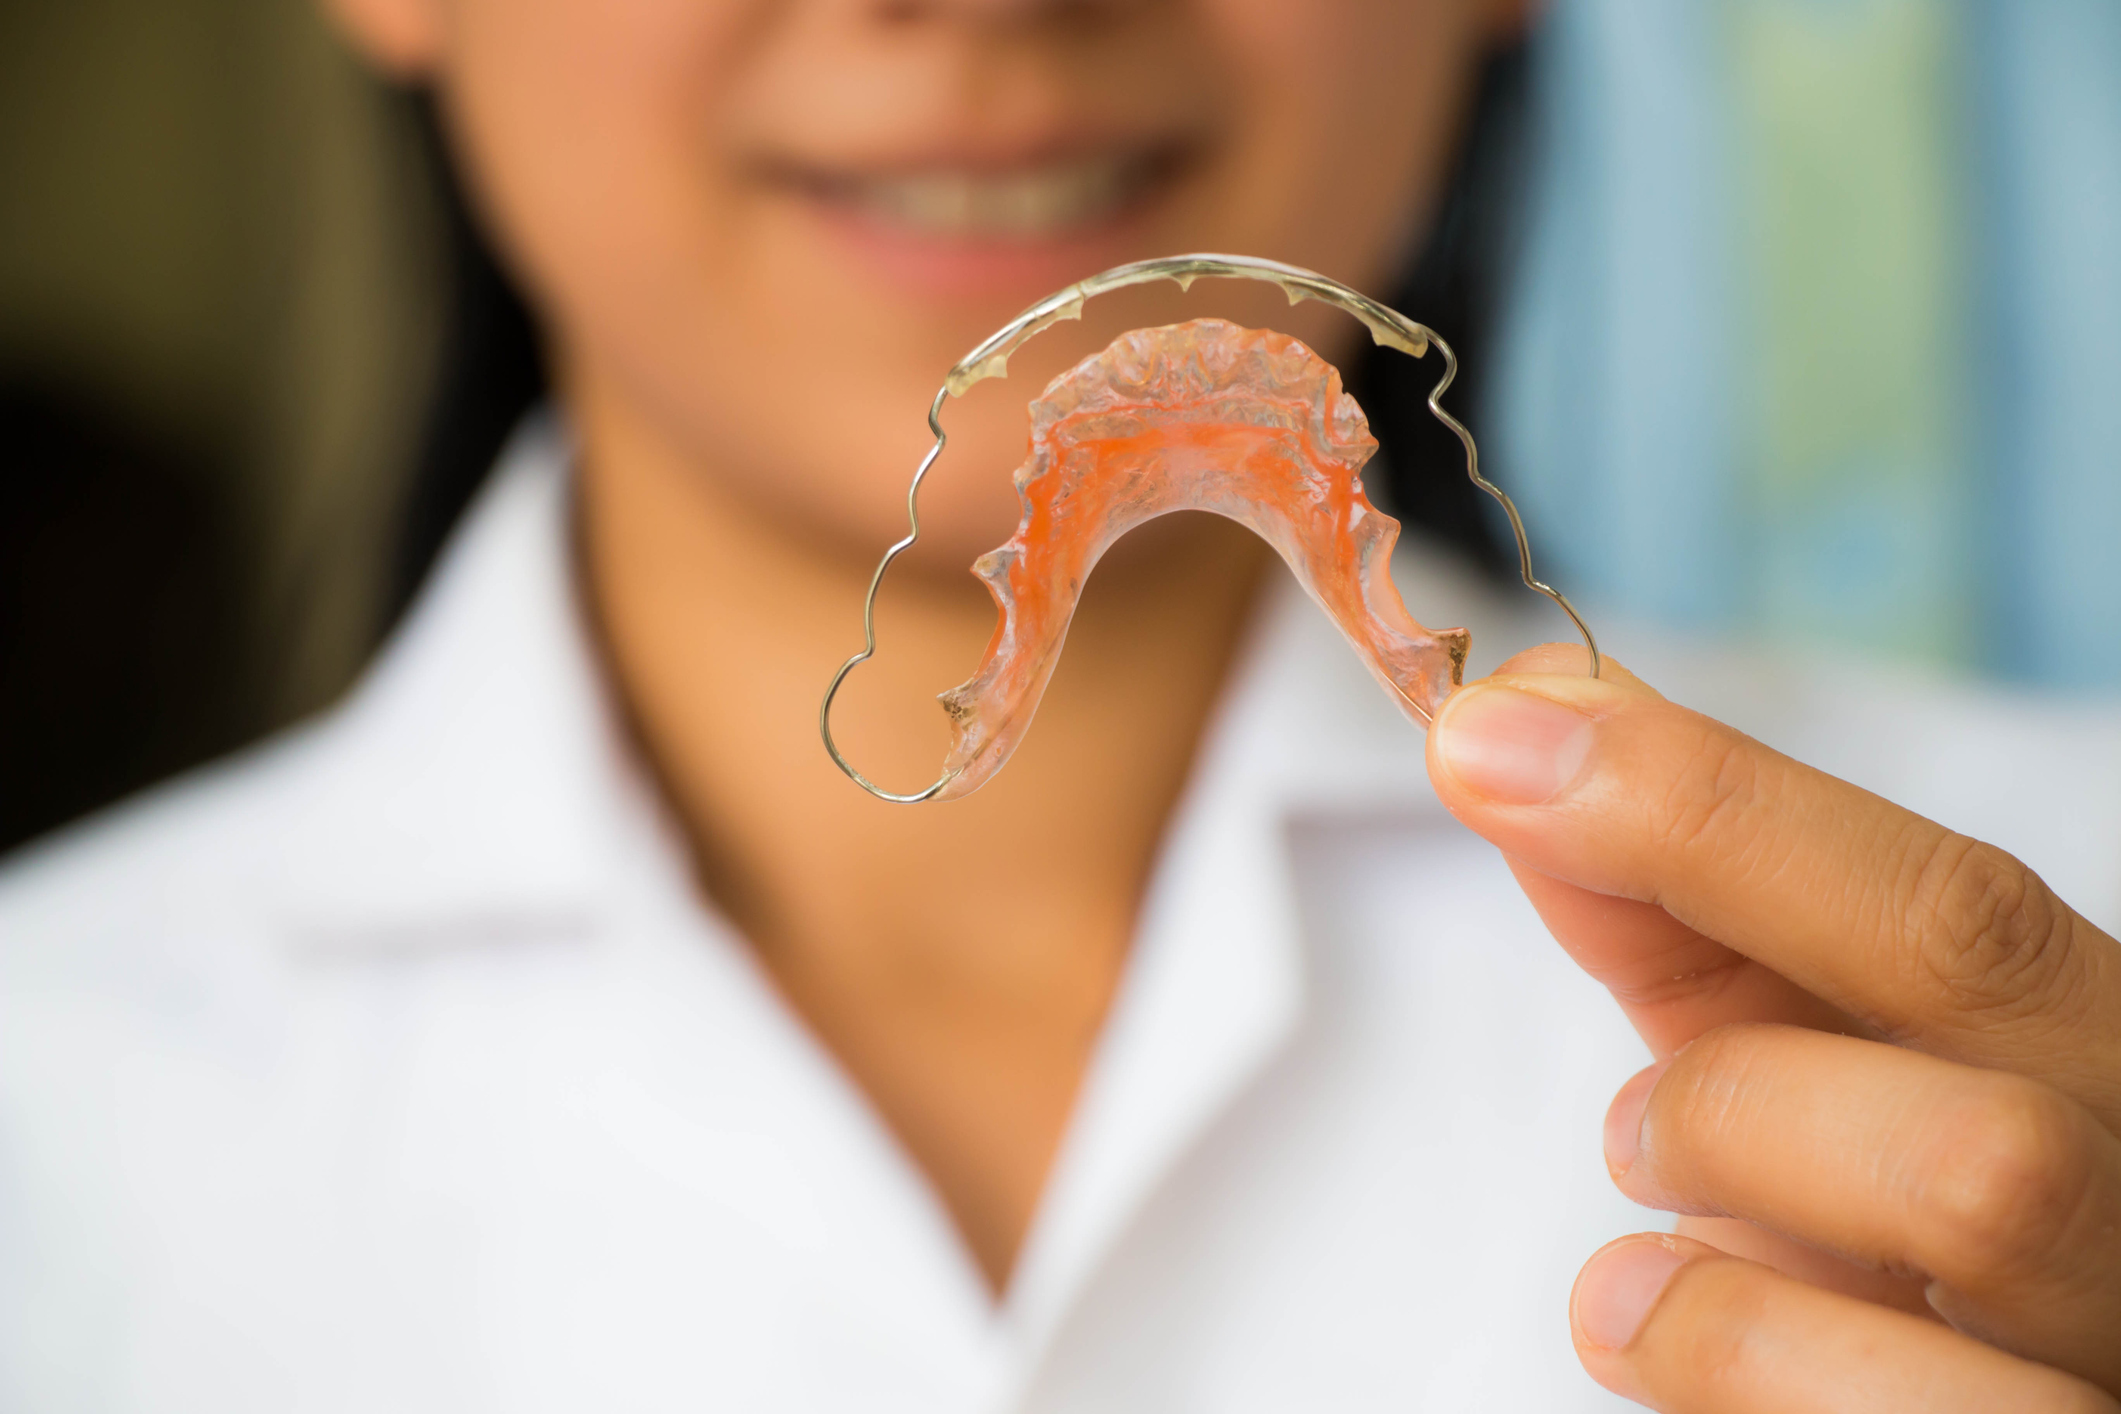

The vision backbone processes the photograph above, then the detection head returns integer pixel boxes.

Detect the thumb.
[1424,646,1850,1057]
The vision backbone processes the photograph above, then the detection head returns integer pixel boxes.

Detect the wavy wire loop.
[819,253,1599,803]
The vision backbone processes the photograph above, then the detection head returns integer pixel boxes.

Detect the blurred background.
[0,0,542,852]
[1497,0,2121,691]
[1,0,2116,856]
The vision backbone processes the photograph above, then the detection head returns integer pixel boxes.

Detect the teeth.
[846,157,1142,240]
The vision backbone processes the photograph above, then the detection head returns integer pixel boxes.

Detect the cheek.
[442,0,1009,554]
[444,0,746,309]
[1202,0,1477,292]
[440,0,763,404]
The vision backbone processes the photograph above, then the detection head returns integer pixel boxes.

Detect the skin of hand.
[320,0,1531,1289]
[1429,643,2121,1413]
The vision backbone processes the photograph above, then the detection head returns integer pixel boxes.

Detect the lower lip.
[797,194,1165,304]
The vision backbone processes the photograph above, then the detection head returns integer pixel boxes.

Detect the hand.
[1427,646,2121,1413]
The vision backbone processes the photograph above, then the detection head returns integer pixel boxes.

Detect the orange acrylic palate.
[935,318,1469,800]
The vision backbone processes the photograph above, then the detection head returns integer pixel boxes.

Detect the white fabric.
[4,417,2117,1412]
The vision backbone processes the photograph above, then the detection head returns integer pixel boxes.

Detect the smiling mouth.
[780,147,1189,244]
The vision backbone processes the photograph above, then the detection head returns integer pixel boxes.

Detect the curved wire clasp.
[819,252,1600,803]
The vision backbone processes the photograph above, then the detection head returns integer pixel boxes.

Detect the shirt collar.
[267,412,670,952]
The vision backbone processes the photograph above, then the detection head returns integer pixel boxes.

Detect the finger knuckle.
[1919,1078,2099,1279]
[1664,1024,1783,1119]
[1653,721,1772,869]
[1659,1259,1773,1391]
[1906,833,2084,1023]
[1649,1026,1771,1166]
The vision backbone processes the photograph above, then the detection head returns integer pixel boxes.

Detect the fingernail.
[1603,1059,1666,1178]
[1433,684,1597,805]
[1574,1236,1690,1351]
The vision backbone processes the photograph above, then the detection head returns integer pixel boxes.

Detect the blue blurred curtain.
[1494,0,2121,688]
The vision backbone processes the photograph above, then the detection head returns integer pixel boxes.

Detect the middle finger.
[1611,1023,2121,1389]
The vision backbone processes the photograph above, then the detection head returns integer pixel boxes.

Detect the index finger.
[1426,655,2121,1127]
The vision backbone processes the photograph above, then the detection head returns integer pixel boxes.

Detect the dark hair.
[1346,41,1531,577]
[392,43,1532,611]
[387,95,551,623]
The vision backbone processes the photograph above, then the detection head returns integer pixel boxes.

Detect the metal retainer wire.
[819,252,1600,804]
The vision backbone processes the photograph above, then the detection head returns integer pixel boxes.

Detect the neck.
[571,369,1268,1292]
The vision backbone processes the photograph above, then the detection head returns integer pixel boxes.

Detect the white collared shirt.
[5,418,2118,1412]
